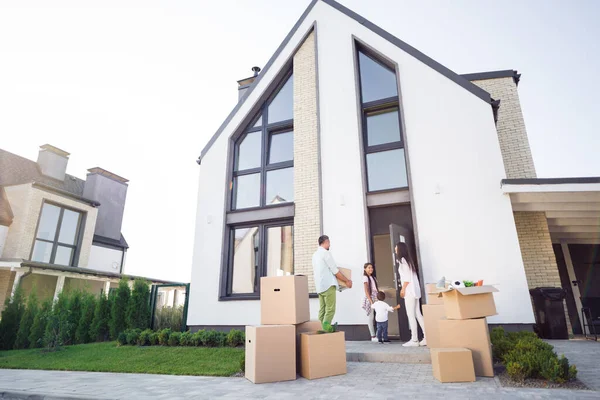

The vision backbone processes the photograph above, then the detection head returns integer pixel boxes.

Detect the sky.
[1,0,599,283]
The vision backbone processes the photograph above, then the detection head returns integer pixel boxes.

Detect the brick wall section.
[514,212,572,335]
[0,270,16,313]
[293,30,320,293]
[471,77,537,179]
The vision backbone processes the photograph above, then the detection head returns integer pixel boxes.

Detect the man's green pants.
[318,286,337,326]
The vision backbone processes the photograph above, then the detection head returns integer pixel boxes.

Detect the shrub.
[29,299,52,349]
[138,329,153,346]
[127,279,150,330]
[14,290,38,349]
[180,331,193,346]
[540,355,578,383]
[110,280,130,340]
[90,294,112,342]
[490,327,540,362]
[126,328,142,345]
[240,352,245,372]
[154,306,183,331]
[158,328,172,346]
[226,329,245,347]
[0,285,25,350]
[506,362,527,382]
[75,294,96,344]
[66,291,83,344]
[168,331,182,346]
[149,332,159,346]
[117,331,128,346]
[44,291,72,350]
[203,330,226,347]
[192,330,206,346]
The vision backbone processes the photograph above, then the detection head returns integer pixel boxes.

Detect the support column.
[10,270,24,299]
[561,242,586,335]
[53,275,65,302]
[104,281,111,298]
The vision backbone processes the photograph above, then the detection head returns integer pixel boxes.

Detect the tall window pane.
[58,209,80,245]
[267,74,293,124]
[36,204,60,240]
[366,109,401,147]
[268,131,293,164]
[236,131,261,171]
[54,246,73,266]
[266,225,294,277]
[359,52,398,103]
[266,168,293,204]
[234,173,261,209]
[366,149,408,191]
[231,227,259,294]
[32,240,52,263]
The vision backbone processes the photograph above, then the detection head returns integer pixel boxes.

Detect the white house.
[187,0,600,339]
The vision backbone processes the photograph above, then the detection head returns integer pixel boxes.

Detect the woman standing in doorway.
[395,242,426,347]
[361,263,380,342]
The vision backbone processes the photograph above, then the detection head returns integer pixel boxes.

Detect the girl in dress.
[361,262,380,342]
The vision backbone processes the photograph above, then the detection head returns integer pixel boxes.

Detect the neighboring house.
[0,145,183,311]
[187,0,599,339]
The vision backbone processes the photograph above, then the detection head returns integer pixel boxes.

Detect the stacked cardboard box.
[426,284,499,381]
[245,275,348,383]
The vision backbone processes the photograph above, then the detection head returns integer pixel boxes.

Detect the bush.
[490,327,540,362]
[506,362,527,382]
[138,329,153,346]
[158,328,172,346]
[0,285,25,350]
[226,329,245,347]
[14,291,38,349]
[44,291,72,350]
[125,328,142,345]
[75,294,96,344]
[66,291,83,344]
[29,299,52,349]
[180,331,193,346]
[127,279,150,330]
[154,306,184,331]
[168,332,182,346]
[192,330,205,346]
[149,332,159,346]
[203,330,226,347]
[117,331,128,346]
[540,355,578,384]
[110,280,131,340]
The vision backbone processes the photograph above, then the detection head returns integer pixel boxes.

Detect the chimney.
[237,66,261,100]
[37,144,69,181]
[83,167,129,241]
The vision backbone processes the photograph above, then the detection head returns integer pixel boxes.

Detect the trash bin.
[529,287,568,339]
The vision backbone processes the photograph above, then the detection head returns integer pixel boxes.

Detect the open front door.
[389,224,413,341]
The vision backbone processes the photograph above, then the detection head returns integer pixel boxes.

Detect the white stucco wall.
[0,225,8,257]
[187,0,534,326]
[88,245,123,274]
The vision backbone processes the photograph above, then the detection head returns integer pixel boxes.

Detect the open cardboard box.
[422,304,446,348]
[295,320,323,373]
[336,267,352,291]
[260,275,310,325]
[429,285,498,320]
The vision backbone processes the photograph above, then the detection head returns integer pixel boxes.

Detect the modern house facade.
[0,145,182,311]
[188,0,600,339]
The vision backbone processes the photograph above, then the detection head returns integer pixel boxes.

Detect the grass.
[0,342,244,377]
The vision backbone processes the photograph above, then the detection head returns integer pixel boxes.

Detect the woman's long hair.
[395,242,417,272]
[363,263,379,296]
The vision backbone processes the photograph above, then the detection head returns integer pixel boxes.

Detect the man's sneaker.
[402,340,419,347]
[383,340,392,344]
[378,340,384,344]
[371,337,379,343]
[419,338,427,347]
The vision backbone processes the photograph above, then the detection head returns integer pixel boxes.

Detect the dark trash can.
[529,287,569,339]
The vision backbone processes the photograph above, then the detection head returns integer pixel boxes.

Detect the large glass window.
[232,73,294,209]
[357,49,408,192]
[228,222,293,296]
[31,203,83,266]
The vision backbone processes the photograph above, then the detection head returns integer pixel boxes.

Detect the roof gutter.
[32,182,101,207]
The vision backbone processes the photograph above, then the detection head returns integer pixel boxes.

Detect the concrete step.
[345,341,431,364]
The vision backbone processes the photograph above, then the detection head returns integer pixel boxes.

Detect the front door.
[389,223,414,341]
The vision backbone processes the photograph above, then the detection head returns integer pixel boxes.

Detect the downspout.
[120,249,126,274]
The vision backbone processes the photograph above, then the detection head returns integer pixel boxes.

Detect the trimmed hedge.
[118,328,244,348]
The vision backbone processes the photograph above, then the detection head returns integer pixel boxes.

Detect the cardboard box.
[442,286,498,320]
[300,331,347,380]
[438,318,493,377]
[336,267,352,291]
[422,304,446,348]
[431,348,476,383]
[245,325,296,384]
[295,320,323,373]
[426,283,444,305]
[260,275,310,325]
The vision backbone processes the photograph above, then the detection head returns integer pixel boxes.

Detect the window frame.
[231,71,294,211]
[221,219,294,300]
[356,48,408,194]
[29,200,86,267]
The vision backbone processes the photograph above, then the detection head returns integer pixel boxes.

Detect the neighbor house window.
[232,73,294,210]
[357,50,408,192]
[228,222,294,296]
[31,202,83,266]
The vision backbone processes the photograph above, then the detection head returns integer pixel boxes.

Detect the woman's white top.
[399,257,421,299]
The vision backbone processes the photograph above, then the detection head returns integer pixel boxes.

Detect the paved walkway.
[547,339,600,391]
[0,363,596,400]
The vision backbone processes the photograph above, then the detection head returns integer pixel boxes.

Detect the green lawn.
[0,342,244,377]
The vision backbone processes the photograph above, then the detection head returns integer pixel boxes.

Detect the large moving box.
[425,283,444,305]
[295,320,323,372]
[245,325,296,384]
[300,331,347,380]
[442,286,498,320]
[422,304,446,348]
[431,348,476,383]
[260,275,310,325]
[438,318,493,377]
[336,267,352,291]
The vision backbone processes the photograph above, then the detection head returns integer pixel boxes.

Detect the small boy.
[372,291,401,344]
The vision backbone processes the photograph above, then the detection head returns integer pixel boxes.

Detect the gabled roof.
[93,234,129,250]
[197,0,492,162]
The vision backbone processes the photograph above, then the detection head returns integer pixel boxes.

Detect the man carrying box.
[312,235,352,331]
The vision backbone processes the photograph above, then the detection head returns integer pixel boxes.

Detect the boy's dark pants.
[376,320,388,341]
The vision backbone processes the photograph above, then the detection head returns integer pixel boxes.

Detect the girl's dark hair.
[363,263,379,296]
[395,242,416,272]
